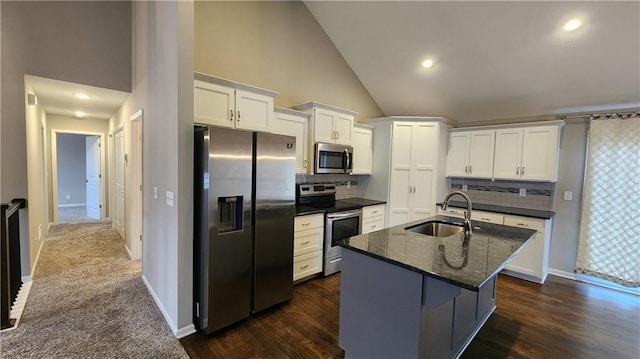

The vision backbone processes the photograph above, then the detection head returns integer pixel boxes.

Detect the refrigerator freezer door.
[200,127,253,334]
[253,132,296,313]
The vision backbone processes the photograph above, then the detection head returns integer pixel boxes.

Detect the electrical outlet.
[462,184,468,191]
[66,194,71,200]
[519,188,526,197]
[564,191,573,201]
[153,187,158,200]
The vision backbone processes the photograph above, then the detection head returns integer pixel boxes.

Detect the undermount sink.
[405,221,465,237]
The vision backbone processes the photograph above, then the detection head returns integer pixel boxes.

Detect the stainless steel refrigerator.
[194,126,295,334]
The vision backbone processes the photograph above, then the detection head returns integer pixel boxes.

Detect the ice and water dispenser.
[217,196,243,233]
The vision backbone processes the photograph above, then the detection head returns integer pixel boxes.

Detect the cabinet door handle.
[521,167,525,175]
[301,241,310,245]
[516,166,520,175]
[300,264,309,269]
[371,225,377,228]
[464,165,468,174]
[516,223,529,227]
[237,110,241,121]
[304,159,307,168]
[230,109,234,121]
[371,211,378,214]
[301,222,311,227]
[469,165,472,174]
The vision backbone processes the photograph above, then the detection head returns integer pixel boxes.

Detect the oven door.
[315,143,353,174]
[324,209,362,275]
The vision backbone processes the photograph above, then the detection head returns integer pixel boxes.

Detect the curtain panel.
[575,113,640,287]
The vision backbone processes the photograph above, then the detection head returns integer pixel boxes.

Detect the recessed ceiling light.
[74,93,91,100]
[75,111,86,118]
[422,58,435,69]
[563,18,582,31]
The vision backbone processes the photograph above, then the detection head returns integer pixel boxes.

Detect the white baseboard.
[30,240,45,278]
[548,268,578,280]
[176,324,196,339]
[142,274,179,336]
[57,203,87,208]
[21,275,33,283]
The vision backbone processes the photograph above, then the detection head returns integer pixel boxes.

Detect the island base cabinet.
[339,248,497,359]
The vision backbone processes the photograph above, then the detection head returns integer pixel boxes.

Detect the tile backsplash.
[449,178,555,211]
[296,173,359,199]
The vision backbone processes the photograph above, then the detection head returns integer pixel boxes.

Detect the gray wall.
[549,119,588,274]
[56,133,87,206]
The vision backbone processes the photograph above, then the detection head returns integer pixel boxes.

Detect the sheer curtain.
[575,113,640,288]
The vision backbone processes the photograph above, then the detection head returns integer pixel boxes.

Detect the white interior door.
[115,129,126,240]
[85,135,101,219]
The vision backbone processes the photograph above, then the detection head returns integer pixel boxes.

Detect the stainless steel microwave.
[314,143,353,174]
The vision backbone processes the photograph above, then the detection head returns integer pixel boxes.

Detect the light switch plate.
[166,191,174,207]
[563,191,573,201]
[519,188,526,197]
[153,187,158,200]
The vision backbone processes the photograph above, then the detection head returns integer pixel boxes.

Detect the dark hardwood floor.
[180,274,640,358]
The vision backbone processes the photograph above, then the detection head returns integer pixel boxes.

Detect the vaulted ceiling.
[305,1,640,123]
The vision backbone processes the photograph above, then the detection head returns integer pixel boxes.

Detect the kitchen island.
[337,215,537,359]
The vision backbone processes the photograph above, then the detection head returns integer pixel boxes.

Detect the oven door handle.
[327,211,361,220]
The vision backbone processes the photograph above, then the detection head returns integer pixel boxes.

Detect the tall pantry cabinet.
[363,117,452,227]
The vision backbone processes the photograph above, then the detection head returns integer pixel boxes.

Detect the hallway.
[0,222,187,358]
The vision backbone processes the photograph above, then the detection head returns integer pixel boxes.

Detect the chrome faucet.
[441,191,473,235]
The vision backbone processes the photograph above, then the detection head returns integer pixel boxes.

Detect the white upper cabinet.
[271,107,310,174]
[194,73,278,132]
[194,80,235,128]
[446,130,495,178]
[494,125,560,181]
[351,124,373,175]
[447,121,564,182]
[294,102,357,146]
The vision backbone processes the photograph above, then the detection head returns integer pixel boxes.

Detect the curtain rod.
[560,111,639,120]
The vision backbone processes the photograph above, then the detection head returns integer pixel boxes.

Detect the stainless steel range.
[297,184,362,276]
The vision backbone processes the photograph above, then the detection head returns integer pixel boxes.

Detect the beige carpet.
[0,222,188,358]
[57,205,101,224]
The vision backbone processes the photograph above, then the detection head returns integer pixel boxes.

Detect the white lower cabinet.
[437,207,552,283]
[293,214,324,282]
[362,204,385,234]
[502,215,552,284]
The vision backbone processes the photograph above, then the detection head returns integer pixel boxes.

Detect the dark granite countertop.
[339,197,387,207]
[437,201,555,219]
[295,205,325,216]
[338,215,537,291]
